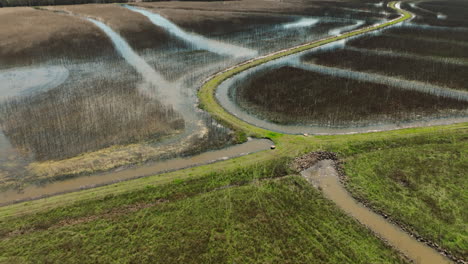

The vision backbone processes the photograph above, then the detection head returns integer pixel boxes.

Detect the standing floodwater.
[0,66,69,100]
[86,18,178,106]
[124,5,258,58]
[301,160,451,264]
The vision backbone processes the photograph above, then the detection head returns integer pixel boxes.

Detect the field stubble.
[231,66,468,126]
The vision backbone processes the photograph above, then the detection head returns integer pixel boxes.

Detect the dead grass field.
[0,7,113,67]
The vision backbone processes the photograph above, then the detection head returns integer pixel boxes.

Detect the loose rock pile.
[291,151,338,172]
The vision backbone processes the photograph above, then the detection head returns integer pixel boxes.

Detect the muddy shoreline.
[293,151,463,263]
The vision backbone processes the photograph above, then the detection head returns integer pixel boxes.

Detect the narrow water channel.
[301,160,451,264]
[0,65,69,100]
[124,5,258,58]
[0,138,272,205]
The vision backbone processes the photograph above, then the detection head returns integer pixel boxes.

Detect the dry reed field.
[305,48,468,91]
[0,62,184,161]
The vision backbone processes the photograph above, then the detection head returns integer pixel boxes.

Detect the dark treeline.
[0,0,229,8]
[232,66,468,126]
[0,71,184,161]
[0,0,121,7]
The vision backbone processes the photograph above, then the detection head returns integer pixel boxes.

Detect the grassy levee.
[2,2,465,262]
[343,136,468,259]
[0,1,411,219]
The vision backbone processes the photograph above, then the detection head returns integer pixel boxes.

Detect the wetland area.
[0,0,466,263]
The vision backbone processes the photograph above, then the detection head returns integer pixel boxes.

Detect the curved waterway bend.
[124,5,257,58]
[0,138,272,205]
[216,54,468,135]
[301,160,451,264]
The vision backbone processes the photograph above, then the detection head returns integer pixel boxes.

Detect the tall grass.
[344,134,468,260]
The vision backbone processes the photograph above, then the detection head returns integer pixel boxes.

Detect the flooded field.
[301,160,450,264]
[0,0,392,198]
[0,138,272,205]
[218,0,467,134]
[0,1,466,263]
[231,66,468,127]
[1,0,466,204]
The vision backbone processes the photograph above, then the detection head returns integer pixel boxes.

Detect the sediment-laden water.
[124,5,258,58]
[301,160,451,264]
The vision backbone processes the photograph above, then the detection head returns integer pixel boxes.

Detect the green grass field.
[0,159,407,263]
[343,132,468,260]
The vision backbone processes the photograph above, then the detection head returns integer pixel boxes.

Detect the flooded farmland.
[0,0,466,204]
[219,0,468,134]
[0,0,466,263]
[0,0,394,200]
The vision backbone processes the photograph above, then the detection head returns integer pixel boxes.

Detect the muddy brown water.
[301,160,452,264]
[0,138,272,205]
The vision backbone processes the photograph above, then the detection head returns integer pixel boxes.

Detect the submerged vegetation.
[0,159,407,264]
[0,61,184,161]
[0,0,395,186]
[232,66,468,126]
[304,48,468,91]
[0,0,466,262]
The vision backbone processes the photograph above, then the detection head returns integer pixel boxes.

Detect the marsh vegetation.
[225,0,467,130]
[0,0,466,262]
[304,45,468,91]
[0,60,184,161]
[232,66,468,126]
[342,126,468,260]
